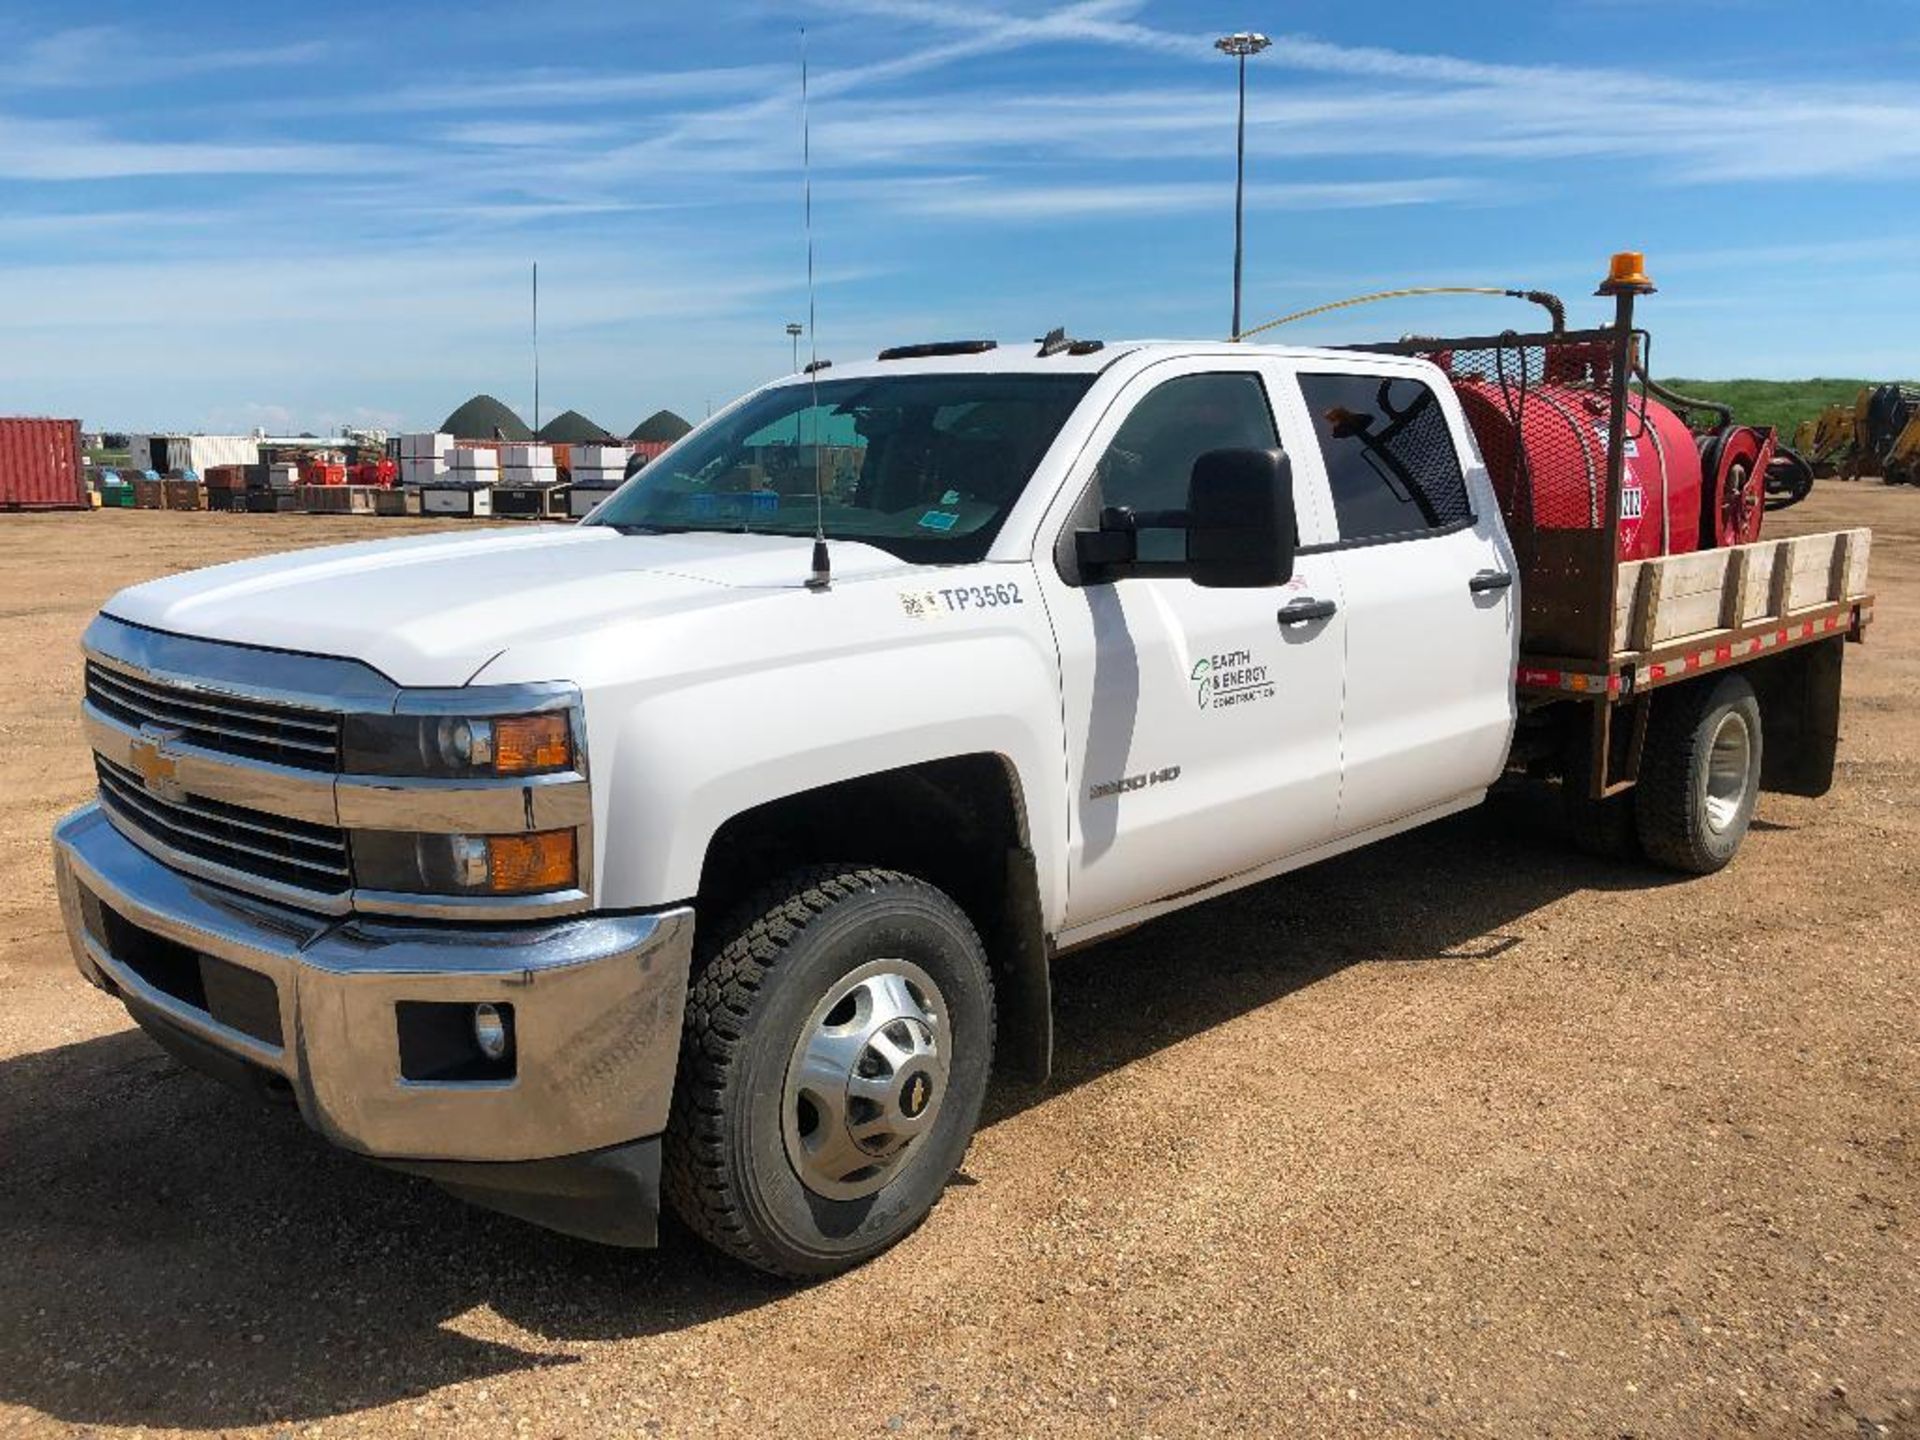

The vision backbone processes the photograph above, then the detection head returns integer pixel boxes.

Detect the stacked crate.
[203,464,249,512]
[421,446,498,516]
[567,443,630,518]
[162,477,208,511]
[398,433,453,489]
[263,462,303,510]
[496,443,565,518]
[300,485,378,515]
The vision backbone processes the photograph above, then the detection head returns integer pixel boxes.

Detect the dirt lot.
[0,493,1914,1438]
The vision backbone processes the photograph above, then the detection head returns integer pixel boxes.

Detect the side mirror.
[1186,448,1297,588]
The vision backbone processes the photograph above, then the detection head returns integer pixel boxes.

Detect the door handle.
[1278,597,1338,626]
[1468,569,1514,594]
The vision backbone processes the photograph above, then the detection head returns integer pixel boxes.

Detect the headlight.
[342,710,575,778]
[353,829,579,896]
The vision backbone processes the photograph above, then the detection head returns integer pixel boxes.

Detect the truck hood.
[103,526,909,687]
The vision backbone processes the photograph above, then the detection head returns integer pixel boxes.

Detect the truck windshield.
[587,373,1094,564]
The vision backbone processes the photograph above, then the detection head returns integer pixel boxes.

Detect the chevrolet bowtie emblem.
[129,726,183,797]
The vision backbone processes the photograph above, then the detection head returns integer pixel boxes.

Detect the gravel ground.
[0,493,1914,1438]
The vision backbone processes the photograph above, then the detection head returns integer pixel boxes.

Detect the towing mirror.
[1186,448,1297,588]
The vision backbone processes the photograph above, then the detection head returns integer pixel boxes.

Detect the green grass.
[1650,378,1880,439]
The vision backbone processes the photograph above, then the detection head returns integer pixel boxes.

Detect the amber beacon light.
[1597,250,1656,296]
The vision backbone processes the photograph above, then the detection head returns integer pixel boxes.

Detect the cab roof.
[771,339,1393,386]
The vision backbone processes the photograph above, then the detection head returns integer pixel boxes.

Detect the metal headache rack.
[1347,322,1631,670]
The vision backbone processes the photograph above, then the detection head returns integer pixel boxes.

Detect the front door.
[1035,361,1348,930]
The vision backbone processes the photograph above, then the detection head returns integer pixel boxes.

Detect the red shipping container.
[0,417,86,511]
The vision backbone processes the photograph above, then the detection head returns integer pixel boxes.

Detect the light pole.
[1215,31,1270,340]
[786,322,807,452]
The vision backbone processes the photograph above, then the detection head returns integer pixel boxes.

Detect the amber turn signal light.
[487,830,577,893]
[493,714,572,774]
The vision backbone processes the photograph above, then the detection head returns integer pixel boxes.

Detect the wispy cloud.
[890,176,1475,221]
[0,114,399,180]
[14,24,329,87]
[437,121,623,148]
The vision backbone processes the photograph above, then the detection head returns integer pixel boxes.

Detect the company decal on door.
[1191,650,1275,711]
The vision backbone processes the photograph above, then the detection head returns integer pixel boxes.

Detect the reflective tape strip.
[1638,609,1854,687]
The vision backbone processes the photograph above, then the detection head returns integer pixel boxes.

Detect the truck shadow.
[0,787,1674,1430]
[993,784,1678,1119]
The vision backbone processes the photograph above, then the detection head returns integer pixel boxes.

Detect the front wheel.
[1634,675,1763,874]
[663,867,995,1278]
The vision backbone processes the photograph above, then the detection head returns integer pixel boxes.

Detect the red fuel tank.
[1453,379,1711,559]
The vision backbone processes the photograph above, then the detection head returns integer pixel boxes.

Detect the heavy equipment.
[1794,403,1857,477]
[1853,383,1920,484]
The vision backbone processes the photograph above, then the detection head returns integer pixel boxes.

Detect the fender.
[473,560,1071,925]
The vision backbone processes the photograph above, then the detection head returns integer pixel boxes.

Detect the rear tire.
[663,866,994,1278]
[1634,675,1763,874]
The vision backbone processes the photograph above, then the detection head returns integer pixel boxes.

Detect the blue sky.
[2,1,1917,435]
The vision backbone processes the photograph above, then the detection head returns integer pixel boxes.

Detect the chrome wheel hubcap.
[1705,710,1754,832]
[782,959,949,1201]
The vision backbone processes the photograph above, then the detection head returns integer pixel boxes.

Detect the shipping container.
[128,435,261,475]
[0,418,86,510]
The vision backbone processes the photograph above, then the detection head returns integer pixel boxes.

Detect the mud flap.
[1754,635,1844,798]
[995,847,1053,1084]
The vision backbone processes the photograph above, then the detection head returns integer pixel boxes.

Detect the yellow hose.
[1233,286,1514,342]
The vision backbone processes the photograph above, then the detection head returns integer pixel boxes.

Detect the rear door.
[1033,359,1347,929]
[1280,361,1517,836]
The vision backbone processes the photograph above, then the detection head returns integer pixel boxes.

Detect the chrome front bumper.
[52,803,694,1164]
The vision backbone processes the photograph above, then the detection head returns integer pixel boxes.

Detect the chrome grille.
[85,660,341,773]
[95,754,351,895]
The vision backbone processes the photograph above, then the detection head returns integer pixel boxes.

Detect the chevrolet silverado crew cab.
[53,296,1874,1277]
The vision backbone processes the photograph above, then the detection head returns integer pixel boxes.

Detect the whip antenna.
[531,260,540,433]
[801,27,830,591]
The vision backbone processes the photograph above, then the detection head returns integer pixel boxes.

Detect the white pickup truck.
[52,301,1874,1277]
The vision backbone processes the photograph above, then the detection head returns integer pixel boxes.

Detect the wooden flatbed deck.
[1518,528,1873,700]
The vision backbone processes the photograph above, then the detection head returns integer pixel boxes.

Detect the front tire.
[1635,675,1763,874]
[663,866,995,1278]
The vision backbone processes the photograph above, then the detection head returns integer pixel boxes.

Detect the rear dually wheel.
[1634,674,1763,874]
